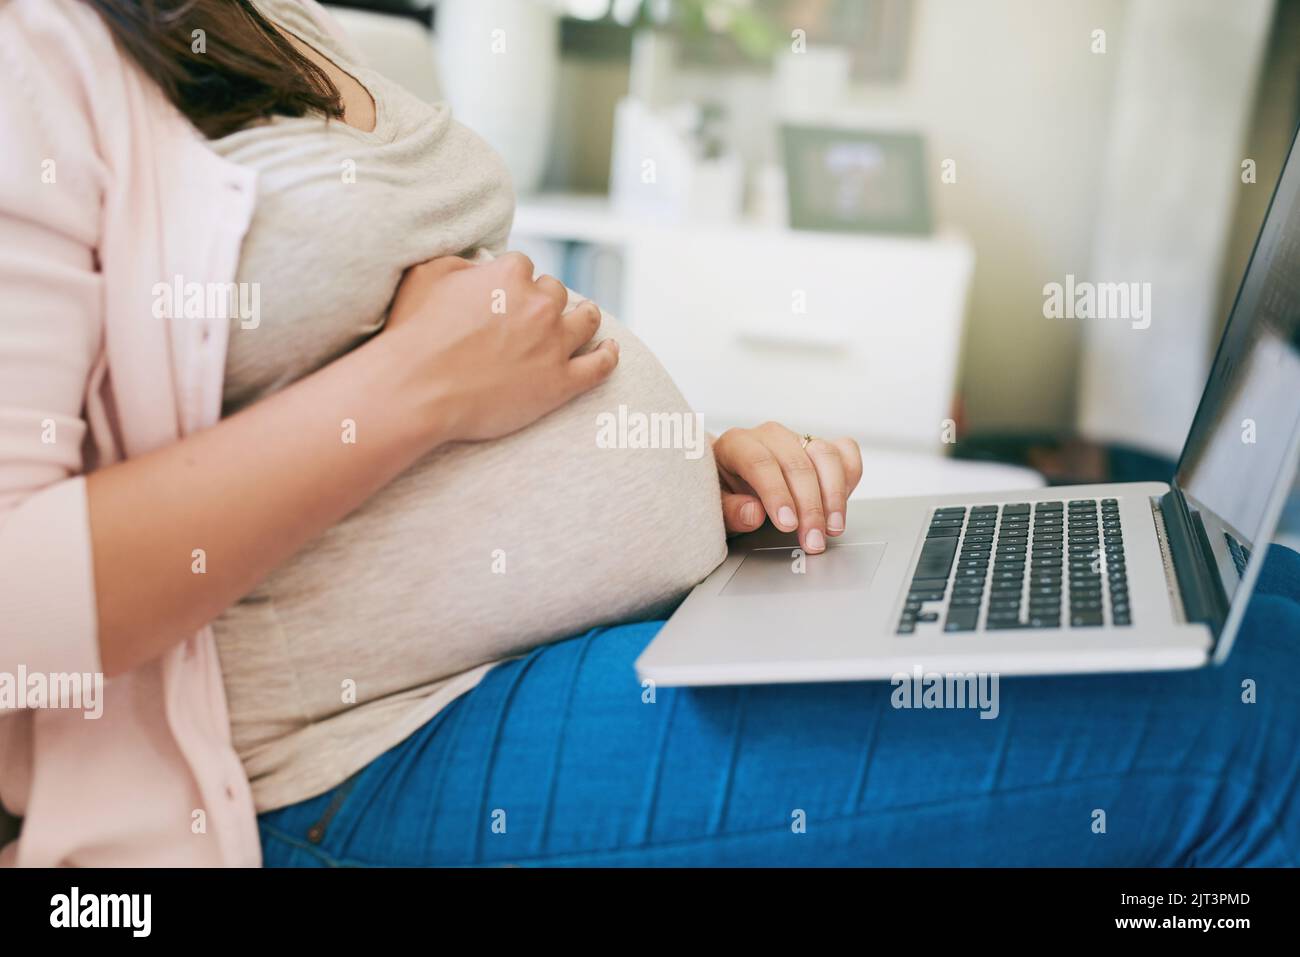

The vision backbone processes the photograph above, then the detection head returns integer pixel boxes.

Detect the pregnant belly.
[214,312,728,731]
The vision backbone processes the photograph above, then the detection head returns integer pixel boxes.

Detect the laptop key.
[944,607,980,631]
[911,577,949,590]
[914,535,959,580]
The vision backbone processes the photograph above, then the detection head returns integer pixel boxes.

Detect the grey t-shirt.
[210,0,727,812]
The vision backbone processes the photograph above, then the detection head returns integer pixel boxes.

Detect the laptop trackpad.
[721,541,887,595]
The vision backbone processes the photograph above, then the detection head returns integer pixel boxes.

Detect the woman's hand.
[87,251,616,674]
[384,252,619,444]
[712,423,863,554]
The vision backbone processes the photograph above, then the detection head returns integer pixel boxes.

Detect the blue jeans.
[259,545,1300,866]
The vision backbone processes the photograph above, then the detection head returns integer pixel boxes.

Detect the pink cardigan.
[0,0,350,867]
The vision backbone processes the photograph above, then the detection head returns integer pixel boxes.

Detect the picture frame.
[781,125,932,235]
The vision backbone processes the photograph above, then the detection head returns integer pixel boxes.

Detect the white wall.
[630,0,1129,434]
[841,0,1126,434]
[1078,0,1273,456]
[543,0,1276,442]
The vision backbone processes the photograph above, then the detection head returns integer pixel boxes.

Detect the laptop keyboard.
[896,499,1132,634]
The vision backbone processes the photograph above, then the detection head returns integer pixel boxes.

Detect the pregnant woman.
[2,0,1298,868]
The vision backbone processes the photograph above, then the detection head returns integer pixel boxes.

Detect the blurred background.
[321,0,1299,541]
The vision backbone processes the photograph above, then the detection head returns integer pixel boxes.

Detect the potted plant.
[626,0,781,103]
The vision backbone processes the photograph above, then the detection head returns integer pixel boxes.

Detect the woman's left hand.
[711,423,863,554]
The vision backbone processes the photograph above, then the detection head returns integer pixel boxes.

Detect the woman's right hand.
[383,252,620,444]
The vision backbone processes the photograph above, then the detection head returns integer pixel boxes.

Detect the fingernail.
[806,528,826,553]
[828,512,845,533]
[778,506,797,529]
[741,501,760,526]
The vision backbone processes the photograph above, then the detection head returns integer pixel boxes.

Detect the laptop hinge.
[1157,488,1229,634]
[1148,500,1186,623]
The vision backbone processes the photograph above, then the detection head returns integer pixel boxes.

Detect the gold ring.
[800,433,815,449]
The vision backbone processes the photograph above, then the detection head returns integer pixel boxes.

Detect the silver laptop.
[637,122,1300,686]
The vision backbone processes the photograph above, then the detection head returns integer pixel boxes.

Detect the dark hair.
[82,0,343,138]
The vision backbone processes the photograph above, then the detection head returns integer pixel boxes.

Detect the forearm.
[87,333,441,677]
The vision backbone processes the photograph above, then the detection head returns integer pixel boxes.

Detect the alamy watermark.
[0,668,104,719]
[151,274,261,329]
[1043,273,1151,330]
[596,405,707,460]
[890,665,1000,719]
[50,887,150,937]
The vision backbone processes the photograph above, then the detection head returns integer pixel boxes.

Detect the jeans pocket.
[259,823,335,867]
[304,774,359,847]
[259,771,364,867]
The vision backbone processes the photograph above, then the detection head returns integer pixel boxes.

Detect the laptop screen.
[1175,122,1300,612]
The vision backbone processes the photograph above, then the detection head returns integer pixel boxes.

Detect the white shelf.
[512,193,631,245]
[512,192,972,253]
[511,191,977,452]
